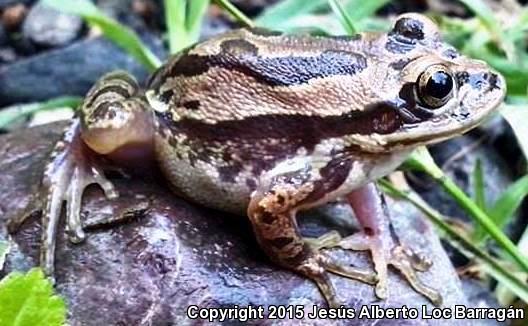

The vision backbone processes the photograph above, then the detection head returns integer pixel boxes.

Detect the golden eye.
[417,65,454,108]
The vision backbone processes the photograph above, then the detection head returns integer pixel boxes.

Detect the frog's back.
[146,28,373,123]
[145,28,383,214]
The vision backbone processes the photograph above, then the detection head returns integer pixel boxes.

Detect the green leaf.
[43,0,161,71]
[186,0,211,40]
[256,0,327,28]
[342,0,390,22]
[256,0,389,33]
[501,104,528,163]
[0,269,66,326]
[457,0,500,32]
[214,0,254,28]
[474,175,528,243]
[472,159,486,212]
[328,0,356,34]
[164,0,187,54]
[165,0,211,54]
[404,147,528,273]
[0,96,83,129]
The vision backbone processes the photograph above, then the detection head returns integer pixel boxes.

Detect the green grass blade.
[342,0,390,21]
[456,0,516,61]
[457,0,499,32]
[43,0,161,71]
[404,147,528,273]
[214,0,254,27]
[187,0,210,40]
[0,96,83,129]
[473,175,528,243]
[379,179,528,304]
[328,0,356,34]
[256,0,326,27]
[472,159,487,211]
[165,0,188,54]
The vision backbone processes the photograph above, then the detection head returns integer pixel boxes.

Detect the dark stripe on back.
[156,103,403,181]
[158,103,402,146]
[166,47,368,87]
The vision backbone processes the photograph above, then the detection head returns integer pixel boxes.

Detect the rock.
[0,123,478,325]
[0,0,34,10]
[0,33,165,106]
[0,46,16,62]
[22,1,83,48]
[0,23,7,46]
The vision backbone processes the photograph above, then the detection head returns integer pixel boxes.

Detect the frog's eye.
[417,65,454,109]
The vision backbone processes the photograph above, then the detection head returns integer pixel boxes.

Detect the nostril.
[488,73,500,90]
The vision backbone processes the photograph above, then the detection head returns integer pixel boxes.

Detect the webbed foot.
[338,183,442,306]
[311,230,441,306]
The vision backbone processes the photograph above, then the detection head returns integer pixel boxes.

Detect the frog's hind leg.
[312,183,442,306]
[8,71,153,277]
[248,163,377,308]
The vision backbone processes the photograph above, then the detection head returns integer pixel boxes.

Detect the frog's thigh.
[247,162,376,307]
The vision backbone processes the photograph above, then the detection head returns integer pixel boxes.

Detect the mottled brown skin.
[9,13,505,307]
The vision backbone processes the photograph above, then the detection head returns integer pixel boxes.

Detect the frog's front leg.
[8,71,154,276]
[315,183,442,305]
[248,161,377,308]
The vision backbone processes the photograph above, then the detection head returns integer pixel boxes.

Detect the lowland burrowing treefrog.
[9,13,505,307]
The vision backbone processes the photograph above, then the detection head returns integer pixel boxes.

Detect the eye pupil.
[425,71,453,99]
[417,66,455,109]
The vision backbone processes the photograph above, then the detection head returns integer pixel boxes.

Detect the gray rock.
[0,34,165,106]
[0,123,479,325]
[0,46,16,63]
[0,24,6,46]
[0,0,34,10]
[22,1,83,47]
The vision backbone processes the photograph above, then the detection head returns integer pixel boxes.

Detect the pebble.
[0,0,34,10]
[0,33,165,106]
[0,23,6,46]
[22,1,83,47]
[1,3,27,30]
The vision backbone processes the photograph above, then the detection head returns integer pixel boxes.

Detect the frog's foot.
[248,166,377,308]
[310,230,441,306]
[290,247,378,308]
[9,120,118,276]
[341,183,442,306]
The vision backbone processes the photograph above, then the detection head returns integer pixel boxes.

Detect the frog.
[8,13,505,308]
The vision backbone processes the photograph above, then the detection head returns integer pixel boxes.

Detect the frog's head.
[363,13,506,152]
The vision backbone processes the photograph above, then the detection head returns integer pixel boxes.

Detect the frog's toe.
[294,250,377,308]
[28,120,118,276]
[390,245,441,305]
[336,232,442,306]
[63,160,118,243]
